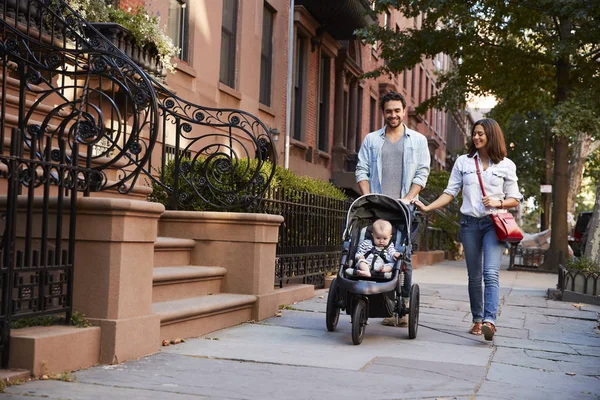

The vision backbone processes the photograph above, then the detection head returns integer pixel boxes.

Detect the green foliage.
[70,311,92,328]
[418,170,461,251]
[10,316,57,329]
[9,311,91,329]
[65,0,180,72]
[521,208,541,234]
[358,1,600,114]
[566,257,600,273]
[150,158,347,212]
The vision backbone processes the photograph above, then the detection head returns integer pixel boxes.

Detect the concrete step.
[152,266,227,302]
[9,325,101,377]
[154,236,196,267]
[153,293,256,342]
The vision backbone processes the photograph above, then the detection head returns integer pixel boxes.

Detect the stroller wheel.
[352,299,367,345]
[408,284,420,339]
[326,278,340,331]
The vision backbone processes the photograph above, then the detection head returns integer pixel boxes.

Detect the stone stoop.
[154,237,196,267]
[8,325,101,377]
[412,250,446,269]
[152,236,257,342]
[153,294,256,342]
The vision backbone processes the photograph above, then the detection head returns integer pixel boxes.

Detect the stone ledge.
[9,325,100,376]
[253,284,316,320]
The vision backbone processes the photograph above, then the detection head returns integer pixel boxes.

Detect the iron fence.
[508,245,546,271]
[558,264,599,296]
[260,188,351,288]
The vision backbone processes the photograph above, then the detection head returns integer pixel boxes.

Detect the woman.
[413,118,522,340]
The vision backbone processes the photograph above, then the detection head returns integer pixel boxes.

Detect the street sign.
[540,185,552,193]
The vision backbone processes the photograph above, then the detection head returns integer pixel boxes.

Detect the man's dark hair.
[380,91,406,111]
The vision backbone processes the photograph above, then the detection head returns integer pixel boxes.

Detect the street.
[2,258,599,400]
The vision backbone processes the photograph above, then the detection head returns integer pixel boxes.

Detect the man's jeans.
[460,214,504,325]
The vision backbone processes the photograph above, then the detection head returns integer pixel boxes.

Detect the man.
[355,91,431,326]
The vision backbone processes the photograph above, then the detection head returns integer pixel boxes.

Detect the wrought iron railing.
[558,264,599,296]
[0,0,276,366]
[508,246,546,271]
[260,188,351,288]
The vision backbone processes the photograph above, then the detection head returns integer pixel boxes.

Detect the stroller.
[326,194,420,345]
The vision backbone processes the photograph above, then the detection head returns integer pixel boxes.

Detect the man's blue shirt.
[355,124,430,198]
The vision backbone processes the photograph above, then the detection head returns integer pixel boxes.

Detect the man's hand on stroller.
[393,252,401,260]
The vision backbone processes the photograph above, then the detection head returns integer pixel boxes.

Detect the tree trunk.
[543,17,571,272]
[545,136,570,270]
[541,132,553,231]
[567,134,600,217]
[583,179,600,265]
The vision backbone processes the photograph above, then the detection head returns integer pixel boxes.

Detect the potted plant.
[66,0,180,75]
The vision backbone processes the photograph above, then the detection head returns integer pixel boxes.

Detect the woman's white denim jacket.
[355,125,430,198]
[444,153,523,218]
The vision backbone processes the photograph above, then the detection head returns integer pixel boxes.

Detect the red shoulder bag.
[474,157,523,243]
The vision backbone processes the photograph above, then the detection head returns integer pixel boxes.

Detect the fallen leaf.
[171,338,182,345]
[276,311,282,317]
[41,375,49,380]
[212,337,220,340]
[566,372,576,376]
[162,340,170,346]
[318,296,324,299]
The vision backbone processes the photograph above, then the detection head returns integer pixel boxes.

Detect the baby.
[352,219,401,278]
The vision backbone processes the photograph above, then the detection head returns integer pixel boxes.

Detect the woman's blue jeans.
[460,214,504,325]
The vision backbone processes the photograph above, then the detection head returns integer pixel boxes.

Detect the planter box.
[561,269,600,306]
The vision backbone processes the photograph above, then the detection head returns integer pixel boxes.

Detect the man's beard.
[387,118,401,127]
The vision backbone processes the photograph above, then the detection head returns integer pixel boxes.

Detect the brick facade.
[139,1,469,191]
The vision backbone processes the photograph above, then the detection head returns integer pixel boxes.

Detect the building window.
[369,96,377,132]
[356,86,363,151]
[343,91,348,147]
[292,34,308,141]
[165,144,192,165]
[220,0,238,87]
[419,67,424,104]
[317,52,331,152]
[411,68,417,100]
[260,4,274,106]
[167,0,188,62]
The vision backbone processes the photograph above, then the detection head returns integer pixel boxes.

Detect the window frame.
[219,0,239,88]
[259,3,275,106]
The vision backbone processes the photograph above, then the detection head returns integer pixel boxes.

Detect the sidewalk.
[2,257,599,399]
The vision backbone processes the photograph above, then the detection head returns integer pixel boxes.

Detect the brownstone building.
[147,0,470,194]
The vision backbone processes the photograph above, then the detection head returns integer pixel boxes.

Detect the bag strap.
[474,155,487,197]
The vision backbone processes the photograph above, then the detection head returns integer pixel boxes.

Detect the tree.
[358,0,600,270]
[583,180,600,265]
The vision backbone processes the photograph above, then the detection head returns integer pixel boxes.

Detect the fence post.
[424,215,430,252]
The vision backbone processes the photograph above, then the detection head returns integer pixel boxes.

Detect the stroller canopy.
[344,194,411,239]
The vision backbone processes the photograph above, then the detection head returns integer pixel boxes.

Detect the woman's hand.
[411,198,428,212]
[482,196,502,209]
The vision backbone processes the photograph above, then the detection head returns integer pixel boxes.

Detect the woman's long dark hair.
[467,118,507,164]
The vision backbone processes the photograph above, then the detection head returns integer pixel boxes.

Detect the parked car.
[570,211,593,257]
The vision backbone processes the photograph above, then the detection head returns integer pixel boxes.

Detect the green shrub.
[149,157,347,211]
[566,257,600,273]
[419,170,461,252]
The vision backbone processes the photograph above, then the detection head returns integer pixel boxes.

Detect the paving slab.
[475,379,598,400]
[486,362,600,397]
[2,258,598,400]
[493,337,580,354]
